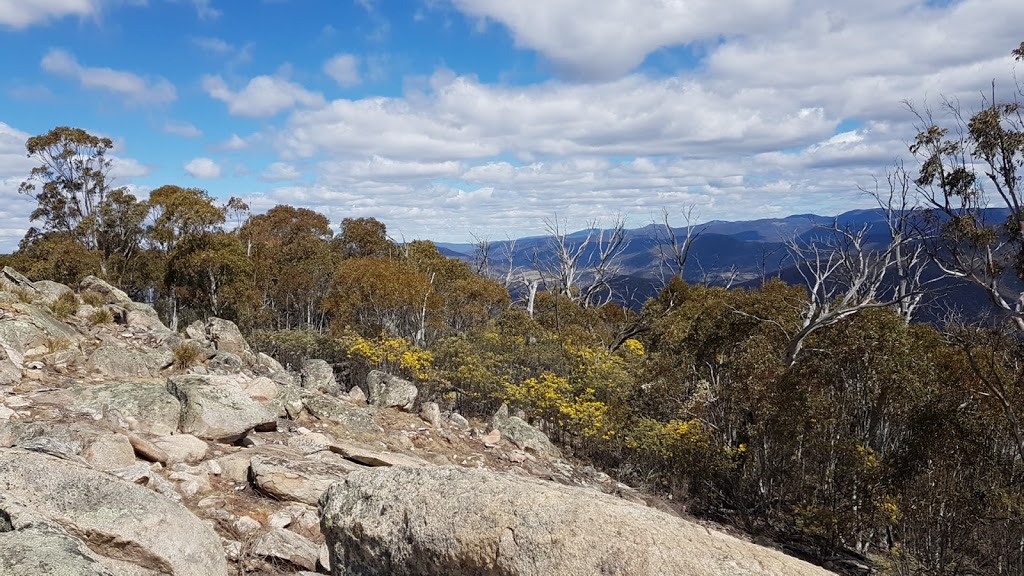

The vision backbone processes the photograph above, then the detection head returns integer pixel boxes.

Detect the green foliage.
[248,330,347,371]
[49,291,79,319]
[18,127,116,251]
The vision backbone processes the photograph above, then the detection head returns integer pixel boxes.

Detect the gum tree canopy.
[18,126,121,252]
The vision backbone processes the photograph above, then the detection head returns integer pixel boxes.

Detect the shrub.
[88,308,114,325]
[44,336,71,354]
[172,342,202,368]
[49,291,79,319]
[11,287,35,304]
[80,290,106,308]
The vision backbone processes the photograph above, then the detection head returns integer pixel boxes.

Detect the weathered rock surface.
[0,448,228,576]
[205,318,251,357]
[301,392,381,434]
[491,414,561,459]
[320,466,833,576]
[68,381,182,436]
[80,275,133,305]
[301,359,339,394]
[251,454,363,505]
[167,375,277,442]
[366,370,417,410]
[0,521,115,576]
[88,346,172,378]
[252,528,320,571]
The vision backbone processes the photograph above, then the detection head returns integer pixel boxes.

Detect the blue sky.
[0,0,1021,251]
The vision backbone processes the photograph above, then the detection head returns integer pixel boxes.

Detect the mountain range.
[435,208,1016,323]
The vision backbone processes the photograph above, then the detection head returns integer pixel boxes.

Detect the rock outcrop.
[320,466,833,576]
[366,369,417,410]
[0,448,228,576]
[0,266,836,576]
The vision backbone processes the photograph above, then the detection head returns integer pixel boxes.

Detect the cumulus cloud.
[41,48,177,104]
[162,120,202,138]
[324,54,361,88]
[448,0,792,80]
[260,162,302,182]
[0,0,99,29]
[184,157,223,179]
[202,74,325,117]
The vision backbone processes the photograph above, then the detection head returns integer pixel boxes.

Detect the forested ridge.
[5,43,1024,576]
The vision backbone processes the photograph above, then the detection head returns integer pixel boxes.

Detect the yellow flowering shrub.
[342,331,433,381]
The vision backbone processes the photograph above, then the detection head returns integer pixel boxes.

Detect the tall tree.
[18,126,120,262]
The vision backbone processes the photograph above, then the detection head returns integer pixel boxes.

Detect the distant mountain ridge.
[434,207,1015,321]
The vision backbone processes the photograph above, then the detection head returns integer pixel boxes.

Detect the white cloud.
[202,74,325,117]
[0,0,99,29]
[190,0,221,20]
[192,36,234,54]
[448,0,793,80]
[184,157,223,179]
[109,156,151,180]
[324,54,361,88]
[162,120,202,138]
[260,162,302,182]
[41,48,177,104]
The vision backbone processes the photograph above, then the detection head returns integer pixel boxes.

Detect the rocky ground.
[0,266,832,575]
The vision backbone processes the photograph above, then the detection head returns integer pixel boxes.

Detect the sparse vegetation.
[11,287,35,304]
[79,290,106,308]
[49,291,79,319]
[172,342,202,368]
[4,40,1024,576]
[87,307,114,325]
[43,336,71,354]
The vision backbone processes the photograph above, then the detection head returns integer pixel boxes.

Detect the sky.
[0,0,1021,251]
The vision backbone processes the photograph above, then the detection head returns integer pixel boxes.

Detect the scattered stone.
[87,346,172,378]
[127,433,170,464]
[208,351,243,374]
[419,401,442,428]
[287,432,333,455]
[252,528,319,572]
[328,440,430,468]
[348,385,367,405]
[255,352,285,374]
[449,412,470,429]
[250,455,363,505]
[205,318,251,357]
[366,370,418,410]
[151,434,209,464]
[300,359,339,394]
[301,392,381,434]
[167,375,277,443]
[233,516,262,536]
[69,381,181,436]
[491,414,561,458]
[481,429,501,446]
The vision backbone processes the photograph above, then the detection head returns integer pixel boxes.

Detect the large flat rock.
[319,466,834,576]
[167,375,277,443]
[0,448,227,576]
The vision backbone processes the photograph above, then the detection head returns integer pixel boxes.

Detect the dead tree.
[536,216,630,308]
[781,223,900,366]
[861,162,935,323]
[655,205,707,285]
